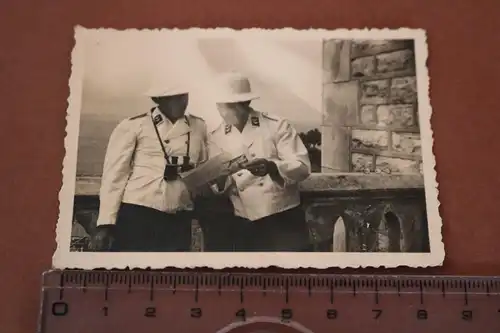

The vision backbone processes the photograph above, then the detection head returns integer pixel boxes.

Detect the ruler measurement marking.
[80,273,86,293]
[58,273,64,300]
[42,286,500,296]
[285,278,290,304]
[104,275,109,301]
[194,277,199,303]
[149,277,155,301]
[329,279,334,304]
[239,278,244,304]
[464,282,469,306]
[419,281,424,305]
[375,281,379,305]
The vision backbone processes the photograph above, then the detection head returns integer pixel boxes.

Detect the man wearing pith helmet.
[92,83,209,252]
[206,72,312,251]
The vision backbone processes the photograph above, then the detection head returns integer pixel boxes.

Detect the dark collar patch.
[224,124,232,134]
[251,116,260,127]
[153,114,163,125]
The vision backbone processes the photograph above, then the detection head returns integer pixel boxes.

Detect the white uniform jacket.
[96,107,208,226]
[208,109,311,221]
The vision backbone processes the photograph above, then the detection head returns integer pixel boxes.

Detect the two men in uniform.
[93,72,312,252]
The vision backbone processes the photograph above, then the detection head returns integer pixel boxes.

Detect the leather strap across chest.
[150,109,191,165]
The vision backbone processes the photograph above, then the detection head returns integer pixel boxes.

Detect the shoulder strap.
[185,116,191,158]
[129,113,147,120]
[150,111,170,163]
[262,112,279,121]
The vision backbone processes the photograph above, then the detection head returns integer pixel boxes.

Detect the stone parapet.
[71,174,428,253]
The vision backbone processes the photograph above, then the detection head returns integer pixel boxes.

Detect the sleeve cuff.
[96,212,118,226]
[269,159,310,188]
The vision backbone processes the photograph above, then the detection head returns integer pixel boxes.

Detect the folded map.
[180,152,248,191]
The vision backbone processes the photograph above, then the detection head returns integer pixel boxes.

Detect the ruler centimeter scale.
[39,270,500,333]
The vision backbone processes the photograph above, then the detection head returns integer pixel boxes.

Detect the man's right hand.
[90,225,116,251]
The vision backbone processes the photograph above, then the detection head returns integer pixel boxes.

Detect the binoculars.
[163,156,194,181]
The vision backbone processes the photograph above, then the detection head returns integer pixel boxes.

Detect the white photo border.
[53,27,444,269]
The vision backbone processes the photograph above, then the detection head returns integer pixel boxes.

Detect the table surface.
[1,0,499,332]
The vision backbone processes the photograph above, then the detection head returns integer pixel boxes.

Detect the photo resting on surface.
[53,27,443,269]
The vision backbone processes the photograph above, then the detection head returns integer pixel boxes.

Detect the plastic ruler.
[38,270,500,332]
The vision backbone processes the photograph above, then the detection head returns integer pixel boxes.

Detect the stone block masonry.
[322,39,422,174]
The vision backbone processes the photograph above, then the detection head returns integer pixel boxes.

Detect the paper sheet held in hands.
[180,152,248,191]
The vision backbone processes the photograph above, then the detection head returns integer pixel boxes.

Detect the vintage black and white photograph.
[53,28,443,269]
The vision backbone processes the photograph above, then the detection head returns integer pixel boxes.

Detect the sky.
[76,30,324,175]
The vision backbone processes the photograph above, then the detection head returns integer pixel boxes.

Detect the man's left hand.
[243,158,278,177]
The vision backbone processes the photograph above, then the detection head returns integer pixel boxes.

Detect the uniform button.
[164,140,170,144]
[259,183,264,186]
[237,172,243,177]
[251,153,256,157]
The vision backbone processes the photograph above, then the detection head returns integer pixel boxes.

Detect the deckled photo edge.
[413,32,445,266]
[52,27,443,269]
[67,26,427,38]
[53,25,86,268]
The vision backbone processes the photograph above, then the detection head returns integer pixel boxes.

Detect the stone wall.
[322,39,422,174]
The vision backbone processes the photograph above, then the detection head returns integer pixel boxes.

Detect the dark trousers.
[199,206,313,252]
[112,203,192,252]
[197,211,248,252]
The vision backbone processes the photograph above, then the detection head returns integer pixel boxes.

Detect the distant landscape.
[77,115,119,176]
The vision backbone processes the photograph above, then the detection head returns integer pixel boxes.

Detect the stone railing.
[71,174,429,253]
